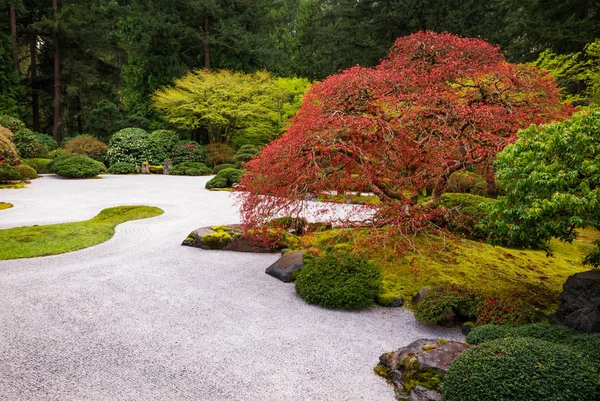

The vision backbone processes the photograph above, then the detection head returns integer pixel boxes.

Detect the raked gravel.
[0,175,462,401]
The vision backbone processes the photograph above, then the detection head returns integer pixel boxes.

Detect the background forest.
[0,0,599,144]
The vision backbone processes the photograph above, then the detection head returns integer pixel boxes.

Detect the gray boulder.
[265,250,306,283]
[549,270,600,333]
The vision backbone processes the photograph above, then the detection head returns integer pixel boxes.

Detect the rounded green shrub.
[145,129,179,164]
[170,141,205,165]
[444,337,599,401]
[0,164,21,182]
[108,162,136,175]
[439,193,491,239]
[234,145,260,163]
[294,250,382,309]
[15,164,38,180]
[213,163,235,174]
[12,128,51,158]
[205,168,243,189]
[52,155,106,178]
[63,136,108,161]
[0,115,26,132]
[414,284,480,326]
[106,127,150,166]
[23,158,52,174]
[205,143,235,167]
[171,161,212,176]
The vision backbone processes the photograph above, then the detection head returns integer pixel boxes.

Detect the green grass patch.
[208,187,234,191]
[0,182,26,189]
[316,193,381,204]
[0,202,13,210]
[0,206,163,260]
[303,228,599,313]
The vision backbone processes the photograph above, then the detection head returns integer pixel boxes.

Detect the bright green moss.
[201,231,231,249]
[0,202,13,210]
[373,364,392,378]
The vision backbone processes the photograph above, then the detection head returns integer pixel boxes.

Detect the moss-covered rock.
[181,224,285,253]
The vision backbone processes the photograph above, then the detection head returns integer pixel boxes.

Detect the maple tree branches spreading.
[236,31,573,237]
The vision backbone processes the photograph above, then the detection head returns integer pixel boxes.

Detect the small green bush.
[63,136,108,161]
[52,155,106,178]
[170,141,206,165]
[145,129,179,164]
[446,171,486,195]
[205,143,235,167]
[440,193,492,239]
[15,164,38,180]
[294,250,382,309]
[108,162,136,175]
[23,158,52,174]
[205,168,243,189]
[234,144,260,164]
[0,164,21,182]
[213,163,235,174]
[12,128,52,158]
[106,127,150,166]
[414,284,480,326]
[0,115,26,132]
[444,337,599,401]
[171,162,212,176]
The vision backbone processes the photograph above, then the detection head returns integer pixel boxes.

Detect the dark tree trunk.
[53,0,60,142]
[29,27,40,131]
[203,13,211,69]
[485,164,498,198]
[9,3,18,73]
[76,96,83,133]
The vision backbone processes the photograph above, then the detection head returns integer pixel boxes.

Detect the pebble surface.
[0,175,462,400]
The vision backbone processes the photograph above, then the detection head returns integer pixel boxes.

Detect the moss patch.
[303,228,599,313]
[0,206,163,260]
[0,182,27,189]
[0,202,13,210]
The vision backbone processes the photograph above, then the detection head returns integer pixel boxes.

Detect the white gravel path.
[0,175,462,401]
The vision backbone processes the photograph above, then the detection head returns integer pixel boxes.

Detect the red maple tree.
[236,31,572,237]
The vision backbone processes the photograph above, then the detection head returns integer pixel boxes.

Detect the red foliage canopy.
[237,31,572,235]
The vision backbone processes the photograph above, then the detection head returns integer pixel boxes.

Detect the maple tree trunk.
[9,3,18,73]
[203,14,211,70]
[53,0,60,142]
[29,27,40,131]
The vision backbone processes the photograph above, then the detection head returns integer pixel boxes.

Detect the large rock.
[549,270,600,333]
[375,339,470,401]
[265,250,306,282]
[182,225,273,253]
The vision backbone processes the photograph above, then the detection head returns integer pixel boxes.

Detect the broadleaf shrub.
[205,143,235,167]
[170,162,212,176]
[106,128,150,166]
[439,193,491,239]
[14,164,38,180]
[23,158,52,174]
[446,171,487,195]
[108,162,136,175]
[52,155,107,178]
[169,141,205,165]
[0,115,26,132]
[0,126,19,166]
[0,164,21,182]
[145,129,179,164]
[205,168,243,189]
[63,136,108,161]
[12,128,51,158]
[444,337,599,401]
[294,250,382,309]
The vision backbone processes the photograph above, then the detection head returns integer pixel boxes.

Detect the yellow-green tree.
[152,69,309,147]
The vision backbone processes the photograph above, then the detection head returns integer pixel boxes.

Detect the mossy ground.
[317,193,381,205]
[0,206,163,260]
[0,202,13,210]
[302,228,599,313]
[0,182,27,189]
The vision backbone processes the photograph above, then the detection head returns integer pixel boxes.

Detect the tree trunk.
[485,164,498,198]
[29,27,40,131]
[203,13,211,69]
[52,0,60,142]
[76,96,83,133]
[9,3,18,73]
[422,176,448,209]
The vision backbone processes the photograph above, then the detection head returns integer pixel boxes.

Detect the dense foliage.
[0,164,20,182]
[483,109,600,265]
[205,168,243,189]
[439,193,492,239]
[22,158,51,174]
[52,155,107,178]
[234,145,260,165]
[204,143,235,167]
[63,136,108,161]
[106,128,150,166]
[14,164,37,180]
[295,251,381,309]
[238,32,570,239]
[170,162,212,176]
[146,130,179,164]
[153,70,309,147]
[444,337,599,401]
[170,141,205,165]
[12,129,53,159]
[0,126,19,166]
[107,162,136,175]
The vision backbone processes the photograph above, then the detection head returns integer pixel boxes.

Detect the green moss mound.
[213,163,235,174]
[444,337,599,401]
[295,250,382,309]
[108,162,136,175]
[52,155,107,178]
[14,164,38,180]
[0,205,163,260]
[171,161,212,176]
[205,168,243,189]
[23,158,52,174]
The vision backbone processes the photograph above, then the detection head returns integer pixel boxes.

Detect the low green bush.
[52,155,107,178]
[170,141,205,165]
[213,163,235,174]
[12,128,51,158]
[145,129,179,164]
[0,164,21,182]
[63,136,108,161]
[205,168,243,189]
[234,144,260,163]
[440,193,492,239]
[294,250,382,309]
[171,162,212,176]
[15,164,38,180]
[23,158,52,174]
[444,337,599,401]
[108,162,136,175]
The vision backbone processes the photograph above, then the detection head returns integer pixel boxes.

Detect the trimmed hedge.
[0,164,21,182]
[15,164,38,180]
[444,337,599,401]
[170,161,212,176]
[205,168,243,189]
[52,155,107,178]
[213,163,235,174]
[295,251,382,309]
[106,127,149,166]
[108,162,136,175]
[23,158,52,174]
